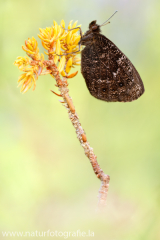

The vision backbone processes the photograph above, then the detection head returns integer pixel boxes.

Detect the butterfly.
[79,12,144,102]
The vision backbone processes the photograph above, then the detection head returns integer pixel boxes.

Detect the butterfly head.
[89,21,101,33]
[79,11,118,46]
[79,21,101,46]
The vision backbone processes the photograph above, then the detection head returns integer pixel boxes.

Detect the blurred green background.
[0,0,160,239]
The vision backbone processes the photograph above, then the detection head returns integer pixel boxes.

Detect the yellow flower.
[38,20,66,52]
[60,20,81,57]
[15,19,82,93]
[17,66,40,93]
[38,20,82,76]
[22,37,40,60]
[14,56,30,71]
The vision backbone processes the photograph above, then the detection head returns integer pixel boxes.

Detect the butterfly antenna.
[100,10,118,27]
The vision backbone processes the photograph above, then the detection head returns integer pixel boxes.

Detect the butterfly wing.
[81,33,144,102]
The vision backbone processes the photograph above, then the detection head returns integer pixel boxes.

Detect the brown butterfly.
[79,11,144,102]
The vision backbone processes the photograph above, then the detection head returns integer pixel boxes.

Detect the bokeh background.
[1,0,160,239]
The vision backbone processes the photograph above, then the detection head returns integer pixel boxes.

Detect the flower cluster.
[14,20,81,93]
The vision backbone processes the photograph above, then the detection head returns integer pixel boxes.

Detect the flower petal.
[56,39,60,55]
[58,56,66,73]
[66,57,72,73]
[66,71,78,78]
[61,19,65,29]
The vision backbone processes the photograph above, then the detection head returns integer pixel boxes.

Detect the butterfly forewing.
[81,24,144,102]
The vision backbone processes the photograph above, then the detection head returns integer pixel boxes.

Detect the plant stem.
[45,60,110,206]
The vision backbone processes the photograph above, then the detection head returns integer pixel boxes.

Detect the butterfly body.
[80,21,144,102]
